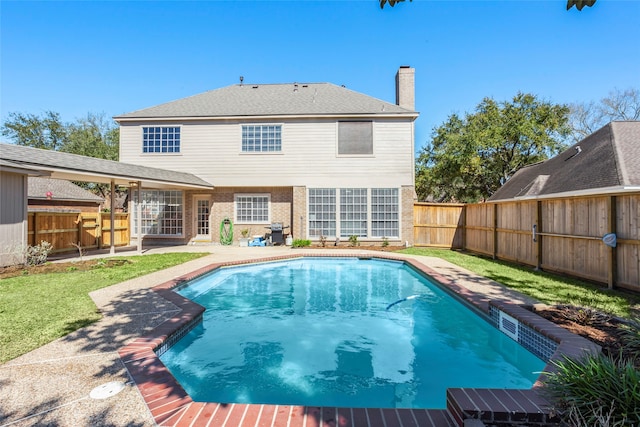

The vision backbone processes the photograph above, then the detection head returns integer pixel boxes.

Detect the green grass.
[399,247,640,319]
[0,253,207,364]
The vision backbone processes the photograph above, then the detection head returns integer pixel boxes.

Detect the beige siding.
[0,171,27,266]
[120,117,415,245]
[119,119,414,188]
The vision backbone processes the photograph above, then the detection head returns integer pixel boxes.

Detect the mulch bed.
[531,304,638,364]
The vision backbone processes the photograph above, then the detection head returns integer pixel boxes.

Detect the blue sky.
[1,0,639,154]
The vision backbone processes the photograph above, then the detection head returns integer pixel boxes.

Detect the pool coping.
[117,253,601,427]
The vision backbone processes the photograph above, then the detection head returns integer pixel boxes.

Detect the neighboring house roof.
[114,83,418,120]
[28,177,104,203]
[0,143,213,189]
[489,121,640,201]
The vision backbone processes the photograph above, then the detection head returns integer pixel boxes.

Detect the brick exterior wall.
[401,185,416,246]
[136,184,414,247]
[208,187,293,244]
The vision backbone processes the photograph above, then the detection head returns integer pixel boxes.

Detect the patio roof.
[0,143,213,189]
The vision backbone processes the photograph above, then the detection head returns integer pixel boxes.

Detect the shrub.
[382,237,389,247]
[348,235,359,247]
[544,352,640,425]
[319,235,327,247]
[292,239,311,248]
[24,241,53,266]
[621,317,640,355]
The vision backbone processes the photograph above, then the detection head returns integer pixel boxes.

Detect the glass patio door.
[194,197,211,240]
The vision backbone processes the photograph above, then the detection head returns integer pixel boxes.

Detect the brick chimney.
[395,66,415,110]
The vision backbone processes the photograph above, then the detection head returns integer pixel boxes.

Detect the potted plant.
[239,228,251,247]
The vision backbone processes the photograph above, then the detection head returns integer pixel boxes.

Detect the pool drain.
[89,381,126,399]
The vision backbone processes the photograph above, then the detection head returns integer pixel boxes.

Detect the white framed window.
[241,125,282,152]
[235,194,270,223]
[338,121,373,155]
[371,188,399,237]
[131,190,183,236]
[340,188,368,237]
[142,126,181,153]
[308,188,336,237]
[308,187,400,239]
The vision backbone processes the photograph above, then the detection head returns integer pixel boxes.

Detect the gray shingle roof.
[0,143,212,188]
[28,177,104,202]
[114,83,416,119]
[489,121,640,201]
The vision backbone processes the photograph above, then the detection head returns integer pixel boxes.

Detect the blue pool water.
[160,258,545,409]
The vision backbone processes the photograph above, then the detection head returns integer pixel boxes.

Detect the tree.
[416,92,570,203]
[63,113,119,161]
[1,111,119,160]
[379,0,596,11]
[1,111,120,197]
[569,87,640,142]
[1,111,67,150]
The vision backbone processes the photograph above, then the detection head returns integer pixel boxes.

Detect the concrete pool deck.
[0,245,599,427]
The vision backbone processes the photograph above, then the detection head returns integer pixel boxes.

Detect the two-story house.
[115,66,418,246]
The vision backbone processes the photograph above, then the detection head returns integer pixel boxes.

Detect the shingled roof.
[489,121,640,201]
[28,177,104,202]
[114,83,417,120]
[0,143,212,189]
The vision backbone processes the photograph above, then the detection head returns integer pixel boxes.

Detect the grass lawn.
[0,252,207,364]
[399,247,640,319]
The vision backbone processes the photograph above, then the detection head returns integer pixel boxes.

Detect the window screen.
[338,121,373,155]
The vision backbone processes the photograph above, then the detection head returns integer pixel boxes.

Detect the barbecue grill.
[266,222,289,245]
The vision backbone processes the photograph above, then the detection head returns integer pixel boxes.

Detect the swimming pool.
[159,257,546,409]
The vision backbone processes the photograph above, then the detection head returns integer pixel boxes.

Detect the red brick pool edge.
[118,253,600,427]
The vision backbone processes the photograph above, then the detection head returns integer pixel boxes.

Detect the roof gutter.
[113,112,420,123]
[496,185,640,202]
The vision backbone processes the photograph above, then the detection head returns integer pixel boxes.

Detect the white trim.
[141,125,182,154]
[193,195,212,239]
[239,123,283,154]
[502,185,640,202]
[115,113,419,123]
[234,193,271,224]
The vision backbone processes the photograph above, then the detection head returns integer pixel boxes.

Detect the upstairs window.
[143,127,180,153]
[242,125,282,152]
[338,121,373,155]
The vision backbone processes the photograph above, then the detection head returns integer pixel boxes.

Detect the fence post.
[97,212,103,250]
[33,212,39,246]
[535,200,542,271]
[461,204,466,250]
[77,213,83,248]
[608,196,617,289]
[492,203,498,260]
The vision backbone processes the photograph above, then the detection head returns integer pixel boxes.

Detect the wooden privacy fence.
[28,212,130,253]
[414,193,640,293]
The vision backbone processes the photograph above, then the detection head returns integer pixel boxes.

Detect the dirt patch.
[0,259,131,279]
